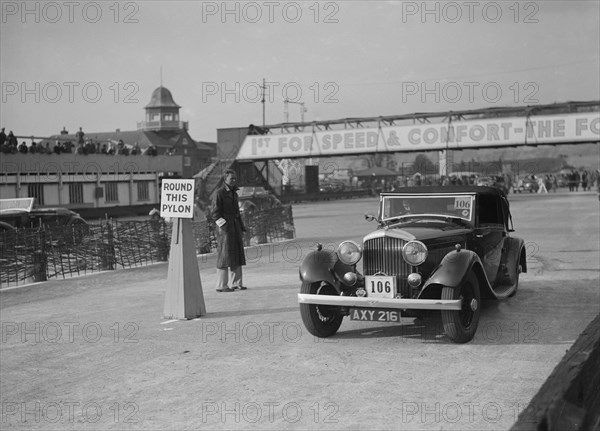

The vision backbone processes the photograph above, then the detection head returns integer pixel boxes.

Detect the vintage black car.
[237,186,282,215]
[298,186,527,343]
[0,207,87,230]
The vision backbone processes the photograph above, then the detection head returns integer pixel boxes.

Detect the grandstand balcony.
[137,120,188,131]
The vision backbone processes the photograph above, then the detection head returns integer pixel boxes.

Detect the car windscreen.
[381,195,474,222]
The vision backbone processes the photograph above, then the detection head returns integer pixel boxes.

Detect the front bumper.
[298,294,462,310]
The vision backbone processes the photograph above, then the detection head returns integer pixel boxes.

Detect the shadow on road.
[205,306,298,319]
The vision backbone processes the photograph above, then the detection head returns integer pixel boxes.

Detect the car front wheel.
[441,272,481,343]
[300,281,343,338]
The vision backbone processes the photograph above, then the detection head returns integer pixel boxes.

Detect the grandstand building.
[0,86,216,218]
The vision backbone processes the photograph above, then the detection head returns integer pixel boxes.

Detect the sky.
[1,0,599,143]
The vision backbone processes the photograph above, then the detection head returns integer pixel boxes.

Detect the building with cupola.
[139,86,186,131]
[42,85,216,178]
[1,86,216,218]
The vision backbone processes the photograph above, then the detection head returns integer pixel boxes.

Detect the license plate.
[364,275,396,299]
[350,308,401,322]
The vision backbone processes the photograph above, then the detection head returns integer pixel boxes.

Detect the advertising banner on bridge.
[236,112,599,160]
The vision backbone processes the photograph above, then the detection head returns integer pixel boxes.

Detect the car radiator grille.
[363,237,412,297]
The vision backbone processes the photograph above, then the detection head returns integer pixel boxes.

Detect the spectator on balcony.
[131,142,141,155]
[76,127,85,145]
[53,141,63,154]
[85,139,96,154]
[145,143,158,156]
[100,143,108,154]
[18,141,28,153]
[117,139,129,155]
[0,128,6,147]
[29,141,38,154]
[60,127,69,135]
[7,131,17,148]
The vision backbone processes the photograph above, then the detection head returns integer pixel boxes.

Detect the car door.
[474,194,505,284]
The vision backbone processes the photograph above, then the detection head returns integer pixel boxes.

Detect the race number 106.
[369,280,392,294]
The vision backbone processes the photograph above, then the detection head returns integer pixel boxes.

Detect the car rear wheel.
[441,272,481,343]
[300,281,343,338]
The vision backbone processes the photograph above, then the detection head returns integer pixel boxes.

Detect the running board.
[298,294,462,310]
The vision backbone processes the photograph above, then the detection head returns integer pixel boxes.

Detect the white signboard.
[236,112,600,160]
[160,179,195,219]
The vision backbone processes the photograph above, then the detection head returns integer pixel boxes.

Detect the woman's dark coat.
[211,184,246,269]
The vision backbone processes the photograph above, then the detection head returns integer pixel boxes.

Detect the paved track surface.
[1,192,598,430]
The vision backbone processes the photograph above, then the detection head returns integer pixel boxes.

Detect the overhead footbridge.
[208,100,599,198]
[231,100,599,160]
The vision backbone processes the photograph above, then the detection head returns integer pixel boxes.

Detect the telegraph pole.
[261,78,266,127]
[284,99,307,123]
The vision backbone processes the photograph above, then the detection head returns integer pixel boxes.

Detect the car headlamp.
[402,241,428,266]
[337,241,362,265]
[343,272,358,286]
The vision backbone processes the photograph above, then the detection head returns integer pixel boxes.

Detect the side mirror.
[364,214,377,222]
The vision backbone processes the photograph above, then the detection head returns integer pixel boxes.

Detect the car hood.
[364,225,472,242]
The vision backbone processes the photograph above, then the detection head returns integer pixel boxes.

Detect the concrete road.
[1,192,598,430]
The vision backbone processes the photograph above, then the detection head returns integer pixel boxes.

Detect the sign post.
[161,179,206,319]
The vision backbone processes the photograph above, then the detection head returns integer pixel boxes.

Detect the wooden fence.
[0,206,295,288]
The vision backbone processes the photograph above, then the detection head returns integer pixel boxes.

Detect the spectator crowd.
[0,127,158,156]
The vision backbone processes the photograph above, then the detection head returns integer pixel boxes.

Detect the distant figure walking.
[537,177,547,194]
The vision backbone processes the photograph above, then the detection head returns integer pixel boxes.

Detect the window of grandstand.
[137,181,150,201]
[28,183,45,206]
[105,182,119,203]
[69,183,84,204]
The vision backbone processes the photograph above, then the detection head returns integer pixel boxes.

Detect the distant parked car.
[514,177,539,193]
[476,176,508,194]
[0,199,89,246]
[237,186,282,215]
[319,181,346,193]
[475,176,494,187]
[0,207,87,230]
